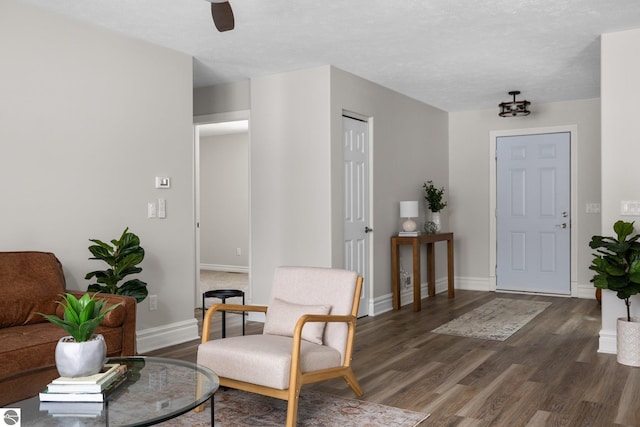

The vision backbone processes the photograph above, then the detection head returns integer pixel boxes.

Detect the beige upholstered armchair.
[197,266,364,426]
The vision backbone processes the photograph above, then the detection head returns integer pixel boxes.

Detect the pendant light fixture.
[498,91,531,117]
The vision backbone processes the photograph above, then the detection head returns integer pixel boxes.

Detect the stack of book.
[39,363,129,403]
[398,231,421,237]
[39,401,105,418]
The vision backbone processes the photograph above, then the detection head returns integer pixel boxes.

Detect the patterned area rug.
[431,298,552,341]
[158,389,429,426]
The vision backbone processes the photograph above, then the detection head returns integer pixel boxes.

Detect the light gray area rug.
[431,298,552,341]
[158,389,429,426]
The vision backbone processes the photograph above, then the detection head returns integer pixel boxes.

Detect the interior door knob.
[556,223,567,229]
[364,226,373,233]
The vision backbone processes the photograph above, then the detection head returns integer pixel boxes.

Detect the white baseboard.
[368,276,594,317]
[200,264,249,273]
[371,294,393,316]
[453,276,492,292]
[136,318,200,354]
[247,311,266,323]
[136,277,602,353]
[370,278,451,316]
[576,283,597,299]
[453,276,597,299]
[599,329,617,354]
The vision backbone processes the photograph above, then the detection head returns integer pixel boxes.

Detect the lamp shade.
[400,201,419,218]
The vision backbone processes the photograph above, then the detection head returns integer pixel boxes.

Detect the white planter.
[617,317,640,366]
[431,211,441,232]
[424,211,442,234]
[55,334,107,377]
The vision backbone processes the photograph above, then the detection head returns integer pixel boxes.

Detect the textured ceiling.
[20,0,640,111]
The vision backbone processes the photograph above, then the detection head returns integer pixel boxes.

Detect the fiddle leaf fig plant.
[40,293,121,342]
[589,220,640,322]
[85,227,148,303]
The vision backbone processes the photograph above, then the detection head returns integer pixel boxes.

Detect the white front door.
[496,132,571,294]
[343,115,370,317]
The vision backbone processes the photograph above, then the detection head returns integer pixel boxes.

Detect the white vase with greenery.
[423,180,447,233]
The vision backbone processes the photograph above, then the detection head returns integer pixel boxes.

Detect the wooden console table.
[391,232,454,312]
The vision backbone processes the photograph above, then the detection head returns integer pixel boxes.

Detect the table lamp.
[400,201,419,232]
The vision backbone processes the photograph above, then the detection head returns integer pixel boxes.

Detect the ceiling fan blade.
[210,1,235,32]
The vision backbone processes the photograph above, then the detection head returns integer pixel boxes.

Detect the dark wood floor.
[146,290,639,426]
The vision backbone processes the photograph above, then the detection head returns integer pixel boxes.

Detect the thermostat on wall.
[155,176,171,189]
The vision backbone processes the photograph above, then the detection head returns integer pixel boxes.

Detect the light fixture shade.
[499,91,530,117]
[400,201,419,218]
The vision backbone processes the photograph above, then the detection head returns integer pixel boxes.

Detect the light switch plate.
[147,202,157,218]
[158,198,166,219]
[585,203,601,213]
[621,200,640,216]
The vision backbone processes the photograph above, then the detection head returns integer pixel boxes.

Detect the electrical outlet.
[149,294,158,311]
[400,268,410,289]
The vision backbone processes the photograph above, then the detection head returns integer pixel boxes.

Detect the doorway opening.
[194,111,250,310]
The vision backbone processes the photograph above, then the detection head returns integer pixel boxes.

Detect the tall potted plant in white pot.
[589,220,640,366]
[40,293,121,377]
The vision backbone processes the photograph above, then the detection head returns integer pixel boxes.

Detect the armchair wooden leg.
[285,388,301,427]
[343,369,363,397]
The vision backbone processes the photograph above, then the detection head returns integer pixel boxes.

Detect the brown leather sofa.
[0,251,136,403]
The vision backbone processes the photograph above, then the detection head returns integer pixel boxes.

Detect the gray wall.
[600,28,640,353]
[199,133,249,268]
[194,81,250,115]
[1,1,196,344]
[6,0,611,353]
[249,66,334,305]
[329,67,449,304]
[195,66,450,309]
[449,98,601,296]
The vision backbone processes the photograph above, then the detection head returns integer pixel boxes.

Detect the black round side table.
[202,289,245,338]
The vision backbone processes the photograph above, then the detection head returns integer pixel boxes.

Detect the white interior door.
[496,132,571,294]
[343,115,370,317]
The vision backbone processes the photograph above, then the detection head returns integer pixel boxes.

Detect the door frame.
[489,125,578,296]
[193,110,251,308]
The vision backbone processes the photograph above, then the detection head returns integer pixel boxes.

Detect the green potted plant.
[85,227,148,303]
[40,293,121,377]
[423,180,447,233]
[589,220,640,366]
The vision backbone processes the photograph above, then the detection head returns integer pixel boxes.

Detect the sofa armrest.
[67,291,137,356]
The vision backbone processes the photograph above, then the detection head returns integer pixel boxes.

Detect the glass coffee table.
[1,356,219,426]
